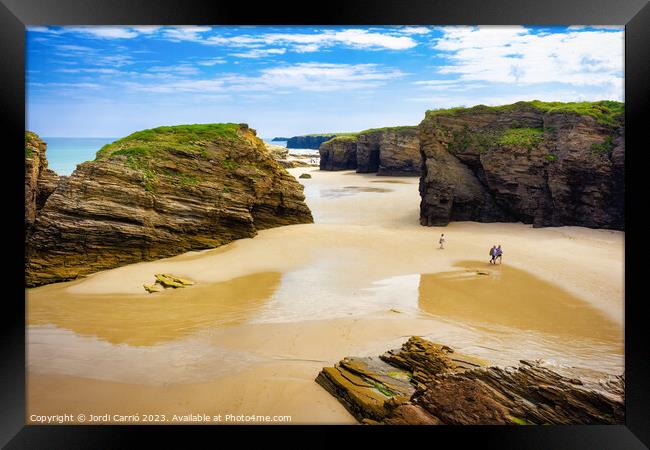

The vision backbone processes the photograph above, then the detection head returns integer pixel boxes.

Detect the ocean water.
[261,138,319,156]
[43,137,317,176]
[43,137,117,176]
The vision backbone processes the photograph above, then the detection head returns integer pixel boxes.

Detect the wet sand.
[26,169,624,424]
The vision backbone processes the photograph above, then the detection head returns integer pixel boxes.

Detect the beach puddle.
[27,272,281,346]
[418,261,622,345]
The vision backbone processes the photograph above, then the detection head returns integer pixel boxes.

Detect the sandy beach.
[26,168,624,424]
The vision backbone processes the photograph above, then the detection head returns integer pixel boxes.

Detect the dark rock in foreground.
[25,124,313,287]
[418,101,624,229]
[316,336,624,425]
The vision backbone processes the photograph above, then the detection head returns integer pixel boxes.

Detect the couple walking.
[489,245,503,264]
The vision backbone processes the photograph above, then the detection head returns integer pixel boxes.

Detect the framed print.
[2,0,649,447]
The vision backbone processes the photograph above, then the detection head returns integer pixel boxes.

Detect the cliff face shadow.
[418,261,622,344]
[27,272,282,346]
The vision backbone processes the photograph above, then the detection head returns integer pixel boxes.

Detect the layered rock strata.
[418,101,624,229]
[286,134,341,149]
[357,127,420,175]
[25,131,61,229]
[319,136,358,171]
[316,336,624,425]
[318,126,421,175]
[26,123,313,286]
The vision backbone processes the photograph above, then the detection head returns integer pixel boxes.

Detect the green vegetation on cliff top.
[96,123,244,160]
[323,125,418,144]
[426,100,624,127]
[498,127,544,149]
[25,131,41,159]
[94,123,249,193]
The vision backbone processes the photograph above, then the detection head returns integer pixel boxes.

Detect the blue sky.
[26,25,623,137]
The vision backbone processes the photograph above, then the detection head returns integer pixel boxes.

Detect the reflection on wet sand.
[319,186,393,198]
[418,261,622,345]
[28,272,281,346]
[369,179,412,184]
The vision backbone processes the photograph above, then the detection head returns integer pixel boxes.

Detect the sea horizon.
[40,136,314,176]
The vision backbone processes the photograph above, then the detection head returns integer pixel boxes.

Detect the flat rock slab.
[316,336,624,425]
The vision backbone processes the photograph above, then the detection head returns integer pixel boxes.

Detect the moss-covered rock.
[25,123,313,287]
[419,100,624,229]
[317,336,625,425]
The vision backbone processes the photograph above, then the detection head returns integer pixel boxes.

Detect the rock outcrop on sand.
[319,136,358,171]
[25,123,313,287]
[318,126,421,175]
[286,134,344,149]
[25,132,61,230]
[316,336,624,425]
[357,127,420,175]
[263,142,289,159]
[418,101,624,229]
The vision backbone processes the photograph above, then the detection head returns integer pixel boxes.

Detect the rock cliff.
[319,126,421,175]
[25,123,313,287]
[319,136,358,171]
[316,336,624,425]
[25,131,60,230]
[419,101,624,229]
[357,126,420,175]
[287,134,342,149]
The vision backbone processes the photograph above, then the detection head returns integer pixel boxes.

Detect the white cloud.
[56,68,122,74]
[130,26,162,34]
[148,64,200,75]
[122,79,225,94]
[29,26,159,40]
[160,26,212,42]
[432,26,623,93]
[123,62,403,94]
[225,62,403,92]
[196,57,227,66]
[203,29,418,52]
[399,26,433,35]
[62,26,140,39]
[230,48,286,59]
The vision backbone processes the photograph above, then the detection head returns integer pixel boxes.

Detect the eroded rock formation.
[287,134,340,149]
[319,127,421,175]
[419,101,624,229]
[357,127,420,175]
[319,136,358,171]
[25,132,61,230]
[316,336,624,425]
[25,123,313,287]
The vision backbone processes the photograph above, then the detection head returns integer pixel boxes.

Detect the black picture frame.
[2,0,648,447]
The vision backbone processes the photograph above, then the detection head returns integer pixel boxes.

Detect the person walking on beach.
[495,245,503,264]
[439,233,445,249]
[489,245,497,264]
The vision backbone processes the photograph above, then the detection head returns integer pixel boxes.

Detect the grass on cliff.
[426,100,624,127]
[498,127,544,149]
[326,135,359,143]
[322,125,418,144]
[590,135,616,154]
[96,123,243,160]
[449,126,545,153]
[95,123,246,193]
[25,131,41,159]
